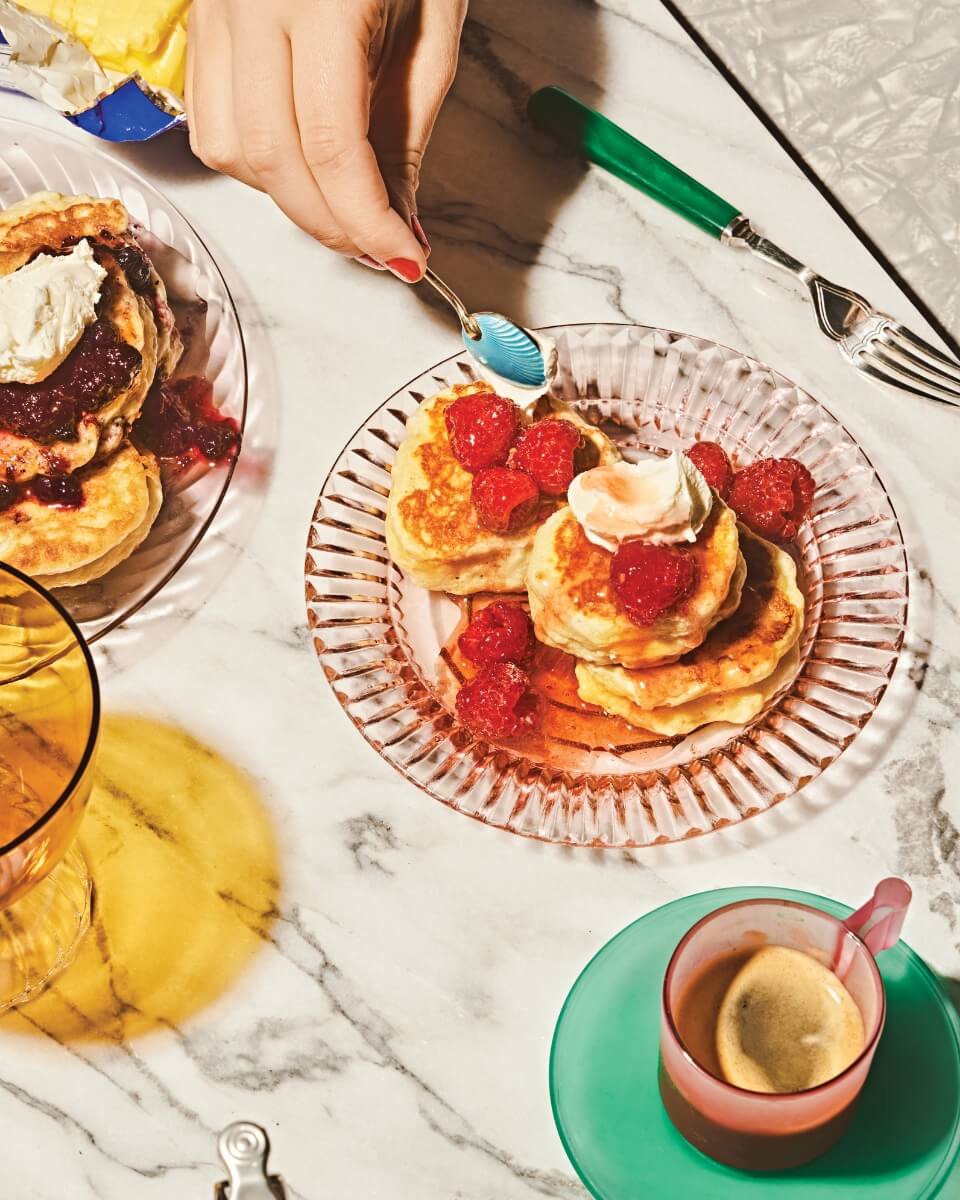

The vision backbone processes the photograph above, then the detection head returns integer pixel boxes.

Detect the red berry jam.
[32,473,83,508]
[0,318,142,443]
[134,376,240,466]
[113,244,153,294]
[0,472,84,513]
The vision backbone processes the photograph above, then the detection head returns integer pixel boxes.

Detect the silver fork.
[529,86,960,409]
[724,218,960,408]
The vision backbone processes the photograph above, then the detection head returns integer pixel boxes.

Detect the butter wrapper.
[0,0,185,141]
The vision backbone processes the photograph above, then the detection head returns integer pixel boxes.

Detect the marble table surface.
[2,2,960,1197]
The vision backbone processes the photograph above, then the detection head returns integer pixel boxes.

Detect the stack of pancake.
[529,498,804,735]
[387,380,805,737]
[0,192,182,588]
[386,381,620,594]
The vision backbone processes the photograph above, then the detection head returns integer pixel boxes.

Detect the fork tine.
[889,323,960,382]
[869,342,960,400]
[876,331,960,397]
[857,349,960,408]
[883,326,960,391]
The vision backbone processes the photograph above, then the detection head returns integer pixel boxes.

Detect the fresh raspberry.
[728,457,815,542]
[509,418,583,495]
[444,391,520,473]
[685,441,733,499]
[458,601,533,666]
[610,541,698,626]
[472,467,540,533]
[455,662,540,739]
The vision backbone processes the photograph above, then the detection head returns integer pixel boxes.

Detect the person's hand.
[185,0,467,280]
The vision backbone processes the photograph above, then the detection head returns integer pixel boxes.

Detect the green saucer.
[550,887,960,1199]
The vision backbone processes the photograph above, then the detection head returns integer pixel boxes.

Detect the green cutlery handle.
[528,86,740,239]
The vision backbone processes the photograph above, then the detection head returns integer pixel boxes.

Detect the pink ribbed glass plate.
[305,324,908,847]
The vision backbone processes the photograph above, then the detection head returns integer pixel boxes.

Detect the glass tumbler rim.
[661,896,887,1102]
[0,562,100,858]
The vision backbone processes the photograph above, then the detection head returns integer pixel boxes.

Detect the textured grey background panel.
[676,0,960,339]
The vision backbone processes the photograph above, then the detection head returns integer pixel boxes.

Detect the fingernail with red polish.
[411,214,431,255]
[355,254,388,271]
[387,257,424,283]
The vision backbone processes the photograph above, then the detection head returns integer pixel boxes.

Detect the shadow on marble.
[415,0,608,330]
[108,125,211,188]
[0,715,281,1043]
[92,254,279,677]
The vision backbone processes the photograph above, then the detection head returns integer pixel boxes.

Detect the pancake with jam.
[575,526,804,735]
[0,444,162,588]
[386,381,620,594]
[0,192,162,483]
[527,500,743,669]
[116,238,182,383]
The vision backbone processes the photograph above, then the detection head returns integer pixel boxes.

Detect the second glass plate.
[305,323,908,847]
[0,117,247,643]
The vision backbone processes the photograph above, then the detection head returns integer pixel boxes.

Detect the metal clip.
[214,1122,286,1200]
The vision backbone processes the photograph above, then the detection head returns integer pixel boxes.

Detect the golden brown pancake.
[527,499,742,669]
[575,527,804,735]
[0,192,128,274]
[0,419,101,483]
[386,382,619,594]
[91,248,158,427]
[0,194,160,483]
[0,445,162,587]
[135,244,182,382]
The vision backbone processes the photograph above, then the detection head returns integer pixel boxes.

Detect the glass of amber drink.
[0,564,99,1009]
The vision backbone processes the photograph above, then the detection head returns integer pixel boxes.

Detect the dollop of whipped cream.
[568,452,713,551]
[0,239,107,384]
[468,329,558,414]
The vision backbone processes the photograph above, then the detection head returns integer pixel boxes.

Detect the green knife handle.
[528,86,740,240]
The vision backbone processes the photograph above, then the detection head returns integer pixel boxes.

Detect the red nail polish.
[387,257,423,283]
[411,214,431,255]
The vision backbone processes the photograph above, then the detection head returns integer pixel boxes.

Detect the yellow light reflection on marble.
[2,714,280,1041]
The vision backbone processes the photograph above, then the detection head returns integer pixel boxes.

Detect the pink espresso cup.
[659,882,911,1171]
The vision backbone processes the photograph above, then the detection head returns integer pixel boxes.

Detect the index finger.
[289,4,426,275]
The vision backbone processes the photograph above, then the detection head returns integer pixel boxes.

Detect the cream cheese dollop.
[468,329,558,414]
[568,451,713,551]
[0,239,107,384]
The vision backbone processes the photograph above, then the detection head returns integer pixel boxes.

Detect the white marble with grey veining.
[1,1,959,1196]
[680,0,960,339]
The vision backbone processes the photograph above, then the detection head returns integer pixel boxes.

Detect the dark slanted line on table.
[657,0,960,365]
